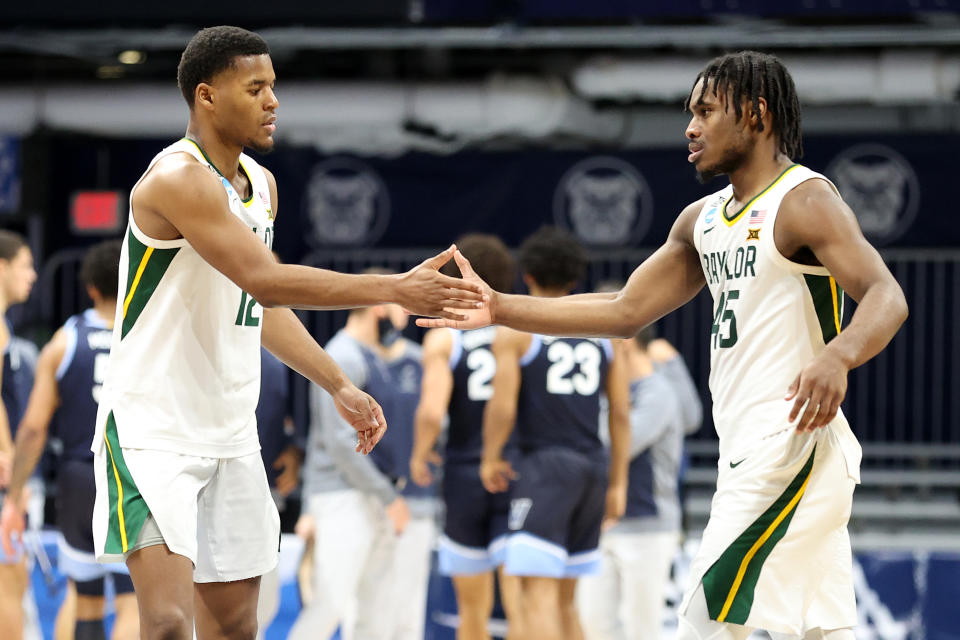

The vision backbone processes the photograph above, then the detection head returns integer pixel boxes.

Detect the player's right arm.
[603,341,631,526]
[1,329,64,554]
[480,327,529,493]
[417,198,709,337]
[410,328,453,487]
[133,155,483,318]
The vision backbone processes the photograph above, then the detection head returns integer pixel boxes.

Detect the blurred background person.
[411,233,524,640]
[578,324,701,640]
[292,288,411,640]
[481,227,631,640]
[368,309,435,640]
[255,344,303,639]
[0,230,38,640]
[1,240,138,640]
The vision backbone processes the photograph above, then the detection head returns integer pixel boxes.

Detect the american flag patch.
[749,209,767,223]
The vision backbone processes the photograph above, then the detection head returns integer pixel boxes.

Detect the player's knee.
[140,605,191,640]
[214,609,259,640]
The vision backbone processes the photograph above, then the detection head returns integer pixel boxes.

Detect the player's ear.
[195,82,215,112]
[752,97,768,128]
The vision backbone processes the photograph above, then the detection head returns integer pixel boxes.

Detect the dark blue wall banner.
[37,133,958,264]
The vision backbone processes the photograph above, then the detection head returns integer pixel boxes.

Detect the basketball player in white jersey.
[418,51,908,640]
[82,26,483,640]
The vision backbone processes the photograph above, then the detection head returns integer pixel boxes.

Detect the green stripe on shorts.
[701,446,817,624]
[103,412,150,555]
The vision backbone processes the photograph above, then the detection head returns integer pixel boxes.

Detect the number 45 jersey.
[693,164,860,474]
[93,138,274,459]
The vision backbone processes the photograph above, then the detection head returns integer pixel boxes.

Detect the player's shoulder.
[680,194,712,219]
[779,172,855,233]
[38,326,70,372]
[782,173,842,211]
[139,152,220,198]
[670,194,713,244]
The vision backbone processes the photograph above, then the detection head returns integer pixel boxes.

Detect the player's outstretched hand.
[334,384,388,454]
[398,245,487,322]
[479,457,515,493]
[0,495,25,558]
[785,350,848,432]
[415,250,494,330]
[410,449,442,487]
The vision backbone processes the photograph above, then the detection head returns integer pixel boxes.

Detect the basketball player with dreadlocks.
[417,51,908,640]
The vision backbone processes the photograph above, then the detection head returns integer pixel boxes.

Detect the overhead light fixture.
[118,50,146,65]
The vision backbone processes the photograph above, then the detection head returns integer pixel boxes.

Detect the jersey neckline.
[181,137,255,205]
[721,164,800,226]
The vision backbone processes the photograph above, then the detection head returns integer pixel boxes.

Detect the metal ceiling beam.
[2,22,960,58]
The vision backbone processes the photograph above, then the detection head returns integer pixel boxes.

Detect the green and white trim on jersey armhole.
[700,446,817,625]
[803,274,845,344]
[121,229,180,339]
[103,412,150,555]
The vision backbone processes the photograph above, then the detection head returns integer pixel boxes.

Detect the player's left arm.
[480,327,529,493]
[260,170,386,454]
[603,340,631,525]
[776,179,908,430]
[4,329,64,499]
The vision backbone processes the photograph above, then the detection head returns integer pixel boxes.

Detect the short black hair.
[518,226,587,291]
[0,230,27,261]
[177,26,270,108]
[684,50,803,160]
[80,240,122,300]
[443,233,515,294]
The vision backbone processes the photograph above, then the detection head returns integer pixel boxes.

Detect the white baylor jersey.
[693,164,860,478]
[93,138,274,458]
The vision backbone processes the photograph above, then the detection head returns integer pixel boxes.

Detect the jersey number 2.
[466,348,495,401]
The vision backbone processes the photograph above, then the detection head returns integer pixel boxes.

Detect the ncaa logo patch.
[304,158,390,246]
[826,144,920,245]
[553,156,654,247]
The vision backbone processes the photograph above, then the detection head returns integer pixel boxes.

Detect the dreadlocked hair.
[684,51,803,160]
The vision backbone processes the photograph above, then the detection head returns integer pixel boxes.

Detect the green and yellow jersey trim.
[701,446,817,624]
[120,229,180,339]
[182,137,254,206]
[103,412,149,555]
[804,274,844,343]
[721,164,801,227]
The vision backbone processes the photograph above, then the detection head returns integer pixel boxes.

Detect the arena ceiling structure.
[1,0,960,152]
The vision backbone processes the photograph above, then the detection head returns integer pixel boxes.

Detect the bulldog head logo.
[305,158,390,246]
[826,144,919,245]
[554,157,653,246]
